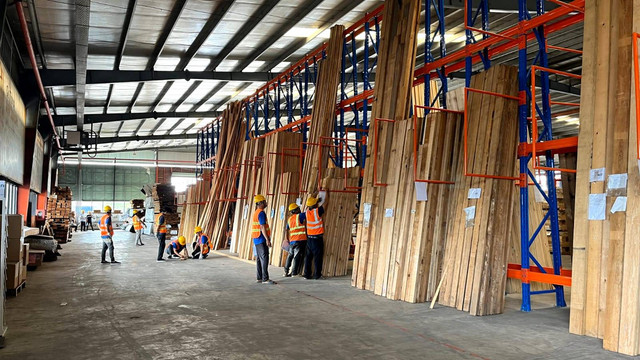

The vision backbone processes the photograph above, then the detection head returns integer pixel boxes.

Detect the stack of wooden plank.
[46,186,72,243]
[437,64,520,316]
[352,0,421,294]
[570,0,640,355]
[178,174,211,240]
[130,199,145,210]
[152,184,177,214]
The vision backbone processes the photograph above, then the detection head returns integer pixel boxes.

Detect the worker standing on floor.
[87,211,95,231]
[284,203,306,277]
[192,226,212,259]
[252,195,275,284]
[99,206,120,264]
[304,192,328,280]
[166,236,189,260]
[80,210,87,231]
[132,210,145,246]
[156,209,168,261]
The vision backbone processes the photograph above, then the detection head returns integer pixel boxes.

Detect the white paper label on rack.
[607,173,628,190]
[611,197,627,213]
[279,206,285,220]
[590,168,605,182]
[242,204,249,220]
[464,206,476,228]
[363,203,372,228]
[296,197,302,207]
[588,193,606,220]
[415,182,427,201]
[270,208,275,218]
[318,190,327,205]
[468,188,482,199]
[385,208,394,218]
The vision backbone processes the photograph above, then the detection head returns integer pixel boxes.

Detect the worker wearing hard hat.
[166,236,189,260]
[304,192,328,279]
[252,194,275,284]
[99,205,120,264]
[284,203,306,277]
[132,210,145,246]
[156,209,168,261]
[192,226,212,259]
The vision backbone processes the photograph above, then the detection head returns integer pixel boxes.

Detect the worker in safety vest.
[252,195,275,284]
[192,226,212,259]
[132,210,145,246]
[166,236,189,260]
[304,192,328,279]
[284,203,306,277]
[99,205,120,264]
[156,209,168,261]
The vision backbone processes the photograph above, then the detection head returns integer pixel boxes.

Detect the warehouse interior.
[0,0,639,358]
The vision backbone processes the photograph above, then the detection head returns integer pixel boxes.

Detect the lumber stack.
[46,186,72,243]
[152,184,177,214]
[437,64,520,316]
[569,0,640,355]
[299,25,344,195]
[558,153,577,254]
[177,175,211,240]
[352,0,421,291]
[130,199,145,210]
[182,101,246,249]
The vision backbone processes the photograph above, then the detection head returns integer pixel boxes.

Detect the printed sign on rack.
[415,182,427,201]
[590,168,605,182]
[242,204,249,220]
[607,173,628,196]
[279,206,285,220]
[611,197,627,214]
[468,188,482,199]
[363,203,372,228]
[588,193,606,220]
[385,208,394,218]
[464,206,476,228]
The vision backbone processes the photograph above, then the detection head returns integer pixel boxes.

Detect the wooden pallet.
[6,281,26,297]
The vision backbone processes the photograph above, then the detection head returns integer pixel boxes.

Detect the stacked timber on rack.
[152,183,179,232]
[558,153,577,255]
[46,186,72,243]
[185,101,245,249]
[570,0,640,355]
[130,199,144,210]
[178,174,212,240]
[352,0,422,296]
[437,65,520,316]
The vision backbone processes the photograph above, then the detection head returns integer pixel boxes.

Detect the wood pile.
[558,153,577,255]
[437,64,520,316]
[178,175,211,240]
[152,184,177,214]
[130,199,145,210]
[570,0,640,355]
[352,0,421,294]
[46,186,72,243]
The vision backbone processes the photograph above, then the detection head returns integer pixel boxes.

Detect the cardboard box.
[6,262,20,290]
[0,214,24,238]
[29,250,45,267]
[6,236,23,262]
[23,227,39,237]
[20,263,27,283]
[22,243,30,264]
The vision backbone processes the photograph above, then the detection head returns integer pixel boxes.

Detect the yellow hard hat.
[194,226,203,234]
[306,197,318,207]
[178,236,186,245]
[288,203,299,212]
[104,205,112,212]
[254,194,266,203]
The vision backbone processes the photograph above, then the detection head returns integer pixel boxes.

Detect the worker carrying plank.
[283,203,306,277]
[156,209,168,262]
[252,194,275,284]
[192,226,212,259]
[132,210,145,246]
[99,205,120,264]
[166,236,189,260]
[304,191,328,280]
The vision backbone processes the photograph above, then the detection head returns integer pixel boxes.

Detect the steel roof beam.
[94,133,197,144]
[442,0,555,13]
[52,110,222,126]
[74,0,90,132]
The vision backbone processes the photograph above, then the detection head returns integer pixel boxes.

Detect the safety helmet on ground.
[306,197,318,207]
[194,226,203,234]
[104,205,112,212]
[254,194,266,204]
[288,203,299,212]
[178,236,186,245]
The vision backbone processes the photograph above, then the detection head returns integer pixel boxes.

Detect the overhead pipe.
[15,0,61,149]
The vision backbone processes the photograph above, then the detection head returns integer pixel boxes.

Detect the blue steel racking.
[196,0,584,312]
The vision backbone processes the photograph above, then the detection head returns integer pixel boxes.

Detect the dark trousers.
[81,221,86,231]
[87,220,94,231]
[255,242,270,281]
[284,241,305,275]
[101,237,115,262]
[304,236,324,279]
[157,233,166,260]
[191,242,209,259]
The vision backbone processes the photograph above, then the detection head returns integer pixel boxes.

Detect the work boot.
[262,280,276,285]
[101,260,108,264]
[111,260,121,264]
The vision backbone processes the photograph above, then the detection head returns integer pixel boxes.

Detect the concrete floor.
[2,230,634,360]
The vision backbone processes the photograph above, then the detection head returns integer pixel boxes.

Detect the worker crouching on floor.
[156,209,168,261]
[192,226,212,259]
[304,192,328,280]
[99,205,120,264]
[166,236,189,260]
[252,195,275,284]
[132,210,145,246]
[284,203,306,277]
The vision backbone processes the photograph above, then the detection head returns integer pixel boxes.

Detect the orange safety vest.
[156,214,167,234]
[132,215,143,231]
[288,214,307,242]
[305,208,324,236]
[200,234,212,255]
[251,209,270,239]
[99,214,113,237]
